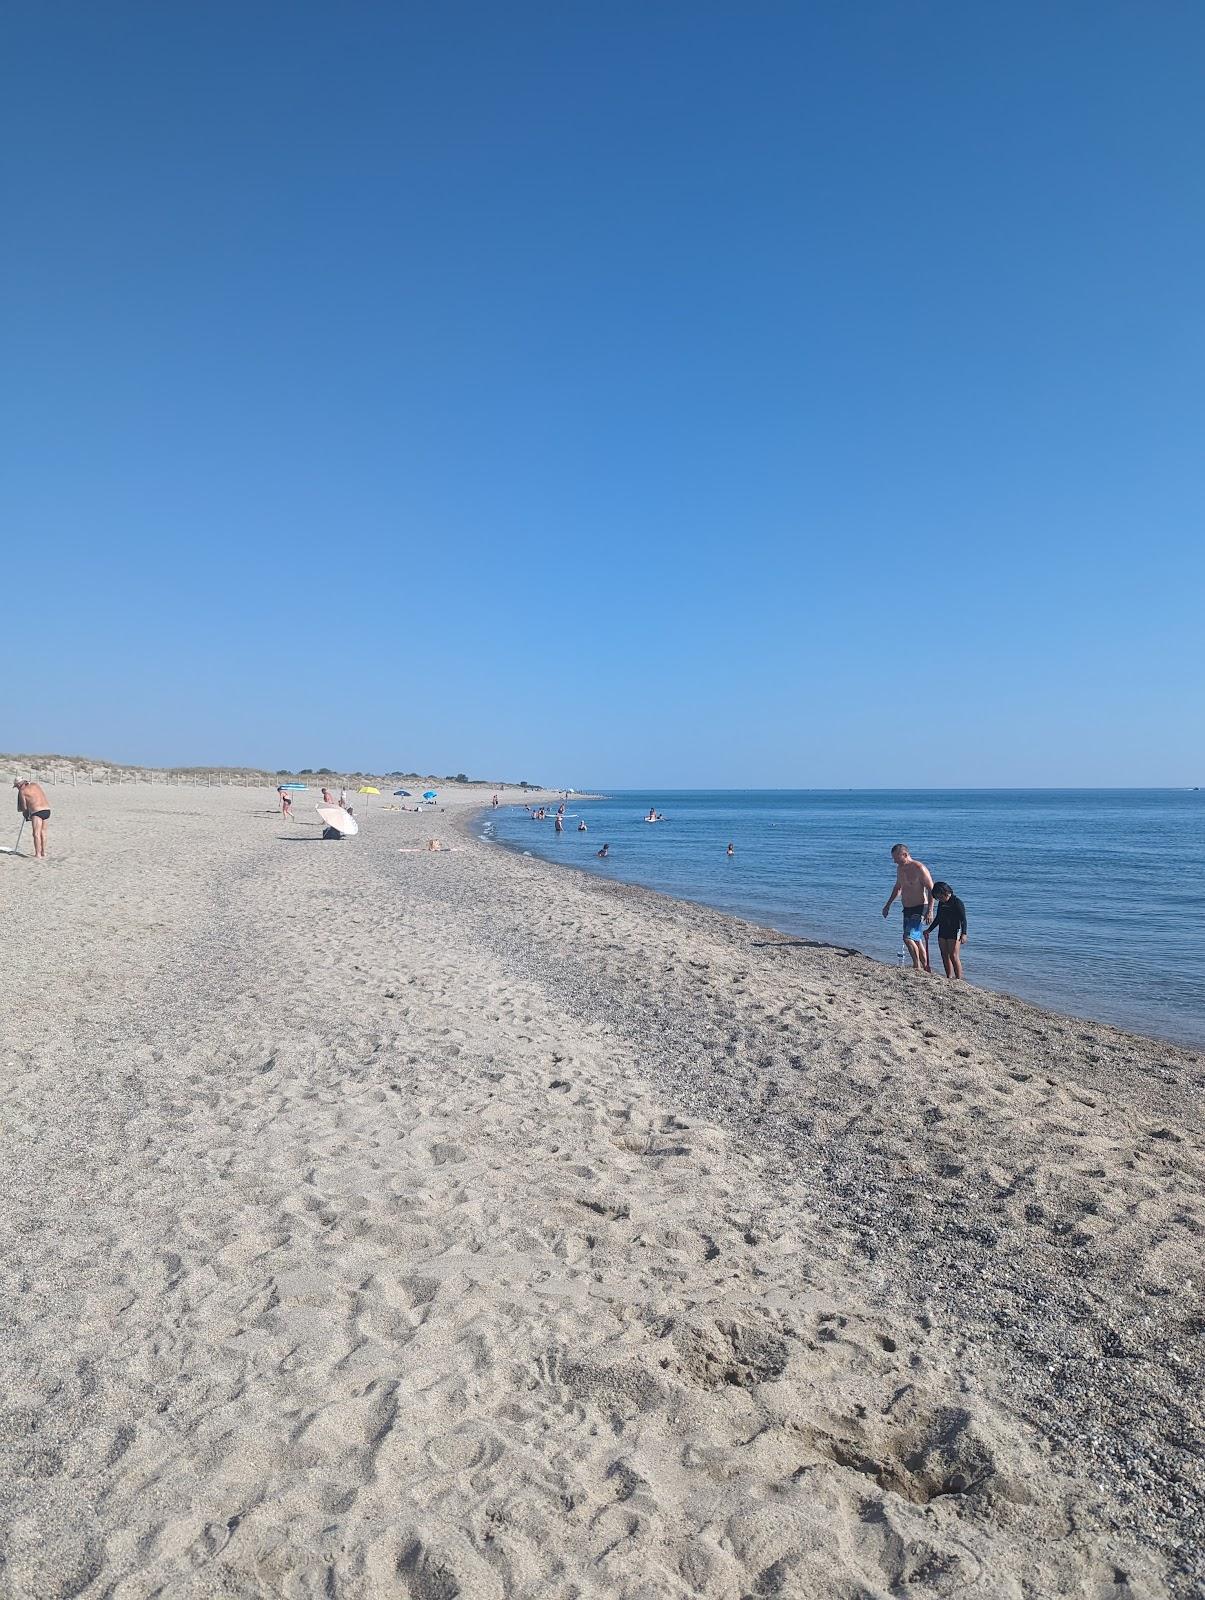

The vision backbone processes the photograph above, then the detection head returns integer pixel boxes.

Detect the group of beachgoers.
[526,801,591,838]
[277,784,358,819]
[519,805,970,980]
[882,843,968,979]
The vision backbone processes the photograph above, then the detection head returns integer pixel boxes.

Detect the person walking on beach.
[278,786,292,820]
[14,779,50,859]
[925,882,968,979]
[882,843,933,971]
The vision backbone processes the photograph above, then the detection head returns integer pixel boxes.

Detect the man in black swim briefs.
[881,843,934,971]
[14,779,51,859]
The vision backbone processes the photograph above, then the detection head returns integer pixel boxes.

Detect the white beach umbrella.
[317,804,359,836]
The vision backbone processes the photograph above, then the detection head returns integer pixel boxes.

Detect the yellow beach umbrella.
[358,784,380,812]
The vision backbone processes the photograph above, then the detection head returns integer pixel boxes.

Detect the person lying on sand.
[882,843,933,972]
[925,881,968,979]
[14,779,50,859]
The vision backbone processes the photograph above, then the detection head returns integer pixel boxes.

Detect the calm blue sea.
[484,790,1205,1048]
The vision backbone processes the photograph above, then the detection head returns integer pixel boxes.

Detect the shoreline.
[472,803,1204,1056]
[5,784,1201,1597]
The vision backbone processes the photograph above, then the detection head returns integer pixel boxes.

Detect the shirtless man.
[15,779,50,859]
[881,843,933,971]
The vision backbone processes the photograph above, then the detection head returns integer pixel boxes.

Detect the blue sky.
[4,3,1202,785]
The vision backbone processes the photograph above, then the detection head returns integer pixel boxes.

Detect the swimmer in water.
[726,842,734,857]
[596,843,609,858]
[578,820,587,831]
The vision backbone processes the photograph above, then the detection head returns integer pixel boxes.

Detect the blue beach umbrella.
[393,788,412,797]
[423,790,438,800]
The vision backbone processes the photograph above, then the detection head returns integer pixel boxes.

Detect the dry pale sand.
[2,785,1201,1600]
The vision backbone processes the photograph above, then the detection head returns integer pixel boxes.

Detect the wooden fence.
[17,770,363,789]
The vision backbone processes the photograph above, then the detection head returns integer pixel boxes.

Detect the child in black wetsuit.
[925,882,968,980]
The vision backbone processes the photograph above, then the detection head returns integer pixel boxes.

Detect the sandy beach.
[2,784,1201,1599]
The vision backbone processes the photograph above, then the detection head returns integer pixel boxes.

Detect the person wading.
[882,842,933,972]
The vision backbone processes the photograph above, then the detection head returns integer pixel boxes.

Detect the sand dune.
[1,786,1200,1597]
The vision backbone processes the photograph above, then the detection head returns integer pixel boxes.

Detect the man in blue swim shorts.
[881,843,934,972]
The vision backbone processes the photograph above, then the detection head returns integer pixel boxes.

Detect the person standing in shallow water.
[925,882,968,980]
[882,843,933,971]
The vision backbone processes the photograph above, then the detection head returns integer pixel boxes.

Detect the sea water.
[484,790,1205,1048]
